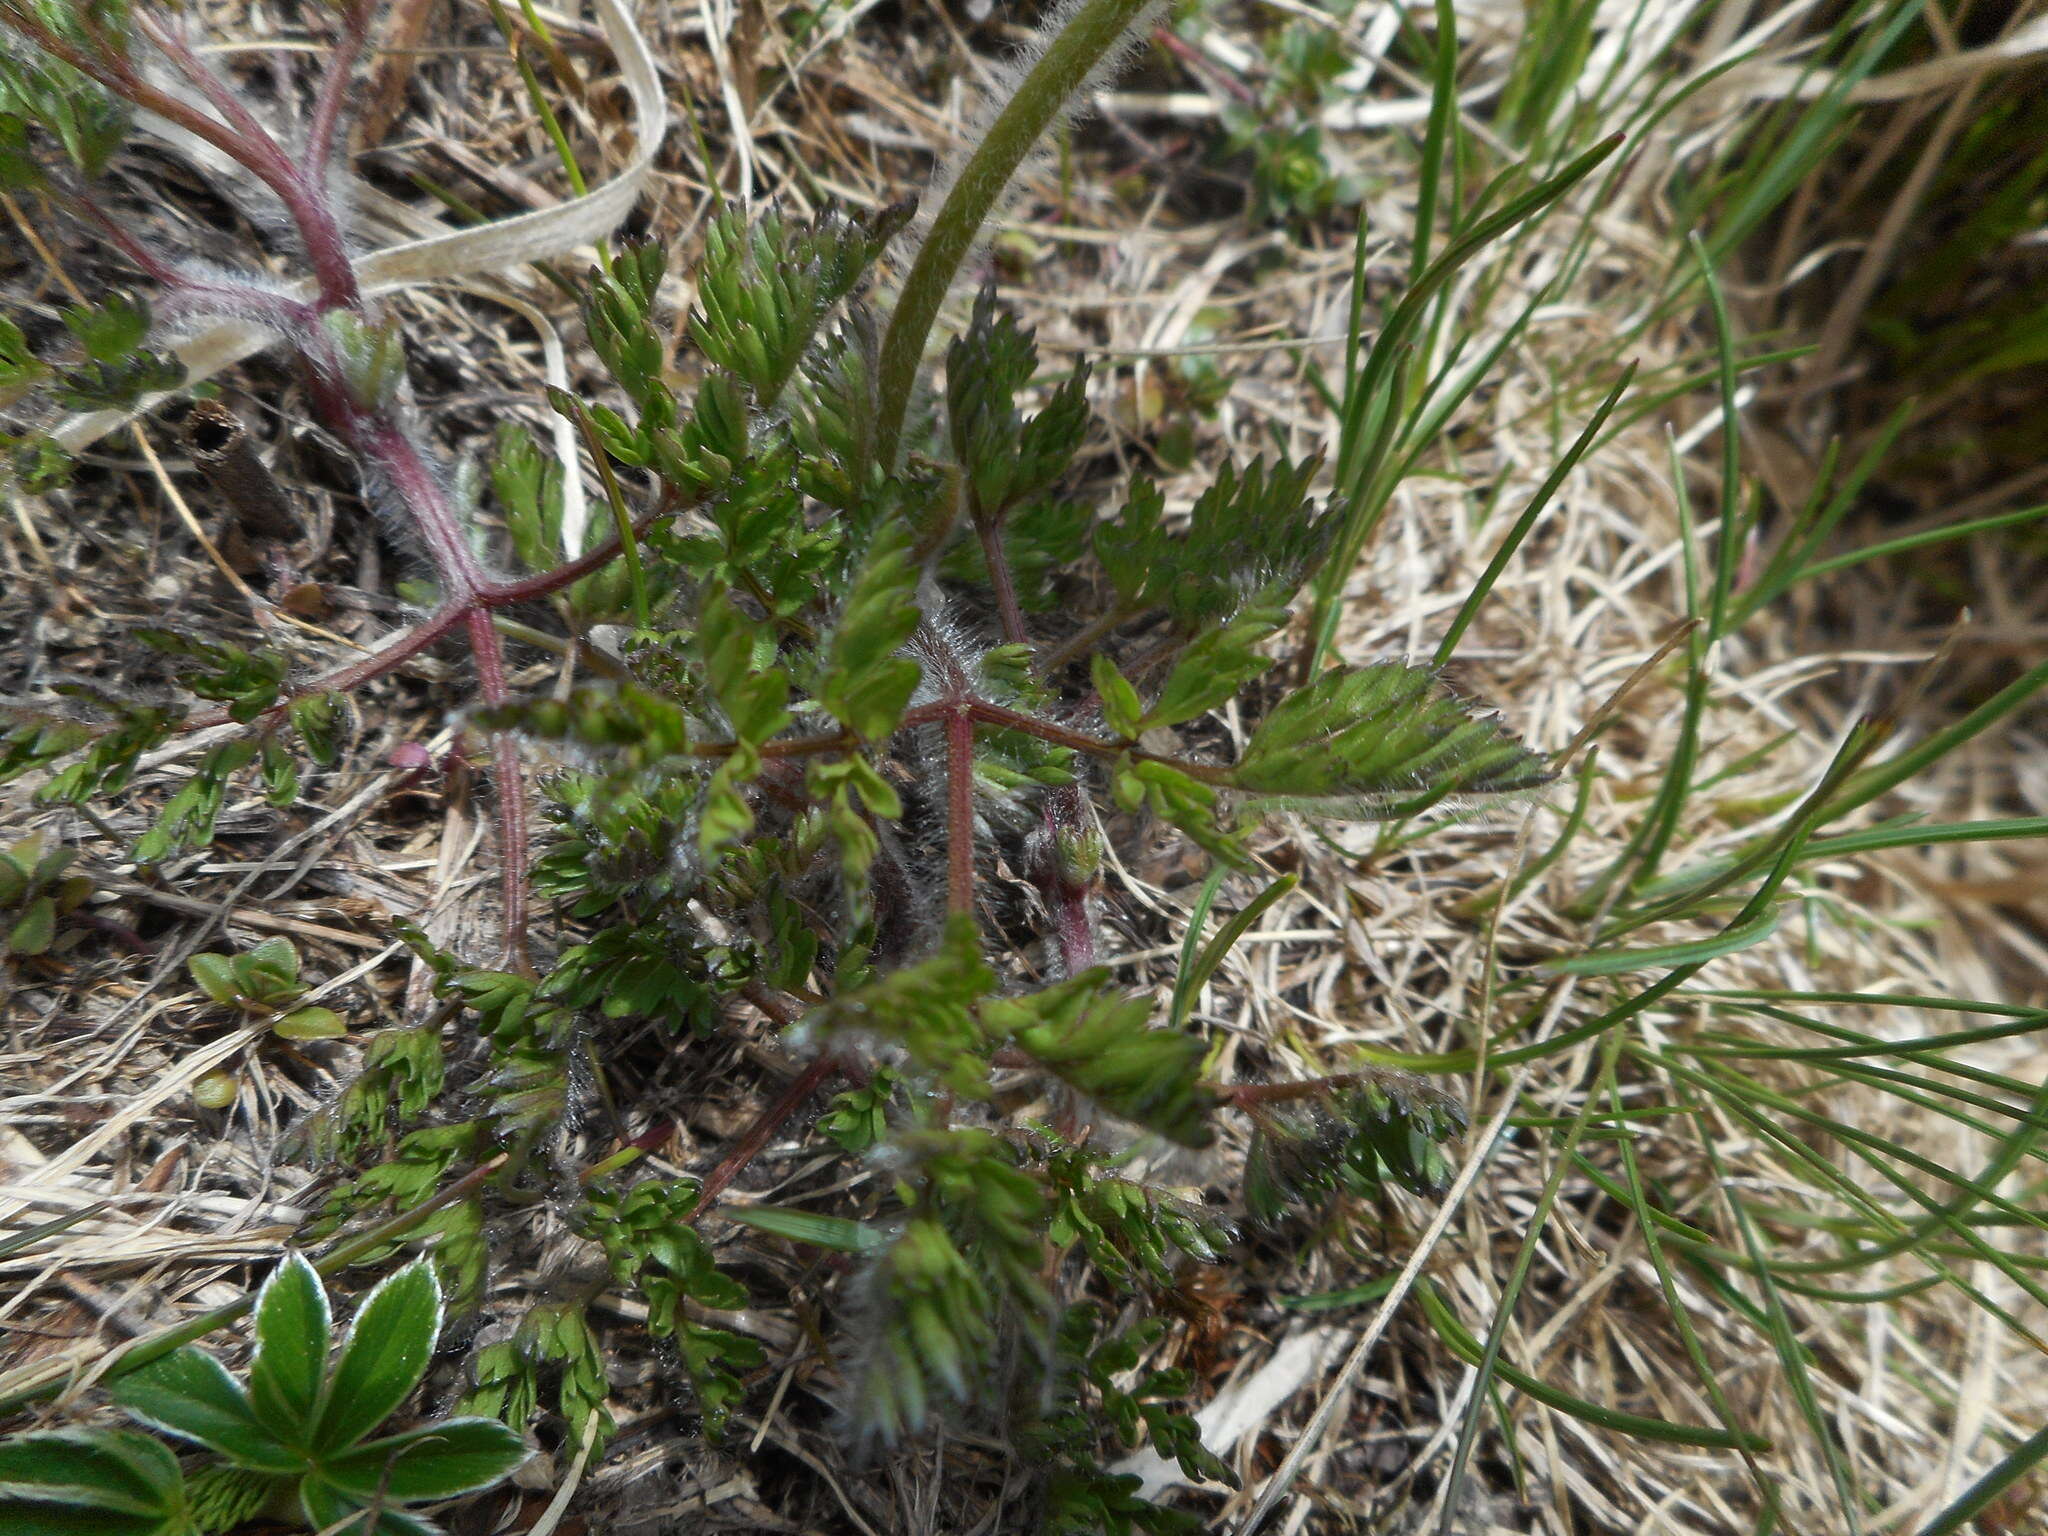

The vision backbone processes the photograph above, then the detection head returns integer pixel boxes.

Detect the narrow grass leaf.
[1168,874,1296,1030]
[1414,1280,1770,1451]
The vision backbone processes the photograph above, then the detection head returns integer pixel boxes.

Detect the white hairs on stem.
[903,0,1168,270]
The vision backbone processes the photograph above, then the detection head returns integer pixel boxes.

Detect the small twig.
[689,1050,842,1218]
[183,400,300,541]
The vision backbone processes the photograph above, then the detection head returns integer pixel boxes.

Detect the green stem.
[873,0,1156,469]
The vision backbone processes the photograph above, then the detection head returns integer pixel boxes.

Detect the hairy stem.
[874,0,1157,468]
[465,605,531,967]
[131,10,361,307]
[976,512,1030,648]
[946,706,977,918]
[1039,786,1098,975]
[304,1,374,191]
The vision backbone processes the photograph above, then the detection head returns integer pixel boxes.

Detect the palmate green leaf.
[296,1475,438,1536]
[318,1418,528,1503]
[986,973,1216,1147]
[0,1428,188,1536]
[1230,660,1551,816]
[248,1252,330,1436]
[110,1348,298,1472]
[308,1260,441,1456]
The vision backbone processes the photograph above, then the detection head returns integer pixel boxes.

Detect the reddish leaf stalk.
[1213,1072,1392,1108]
[975,511,1030,650]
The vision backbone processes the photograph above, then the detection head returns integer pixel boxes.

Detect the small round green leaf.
[274,1006,346,1042]
[186,952,241,1006]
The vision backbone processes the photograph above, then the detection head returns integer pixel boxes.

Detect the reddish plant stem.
[304,1,374,190]
[1211,1072,1387,1108]
[1038,786,1098,975]
[356,417,490,600]
[476,497,672,604]
[177,498,672,736]
[464,603,530,967]
[128,11,360,308]
[689,1048,842,1219]
[945,705,977,918]
[975,513,1029,649]
[72,194,318,331]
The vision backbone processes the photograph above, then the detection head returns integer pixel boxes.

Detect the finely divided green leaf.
[986,972,1216,1147]
[1231,660,1551,815]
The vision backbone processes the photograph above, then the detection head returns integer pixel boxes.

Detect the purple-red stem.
[975,513,1030,651]
[689,1048,842,1219]
[1039,786,1098,975]
[129,10,361,307]
[304,2,373,194]
[1213,1072,1387,1108]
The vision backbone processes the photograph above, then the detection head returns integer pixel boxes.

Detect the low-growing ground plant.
[0,1255,527,1535]
[0,0,1573,1524]
[4,0,2046,1531]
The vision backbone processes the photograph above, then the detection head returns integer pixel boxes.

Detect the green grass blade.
[1436,1035,1619,1531]
[1414,1279,1771,1452]
[1914,1419,2048,1536]
[1168,873,1297,1031]
[1433,363,1635,666]
[1548,903,1783,976]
